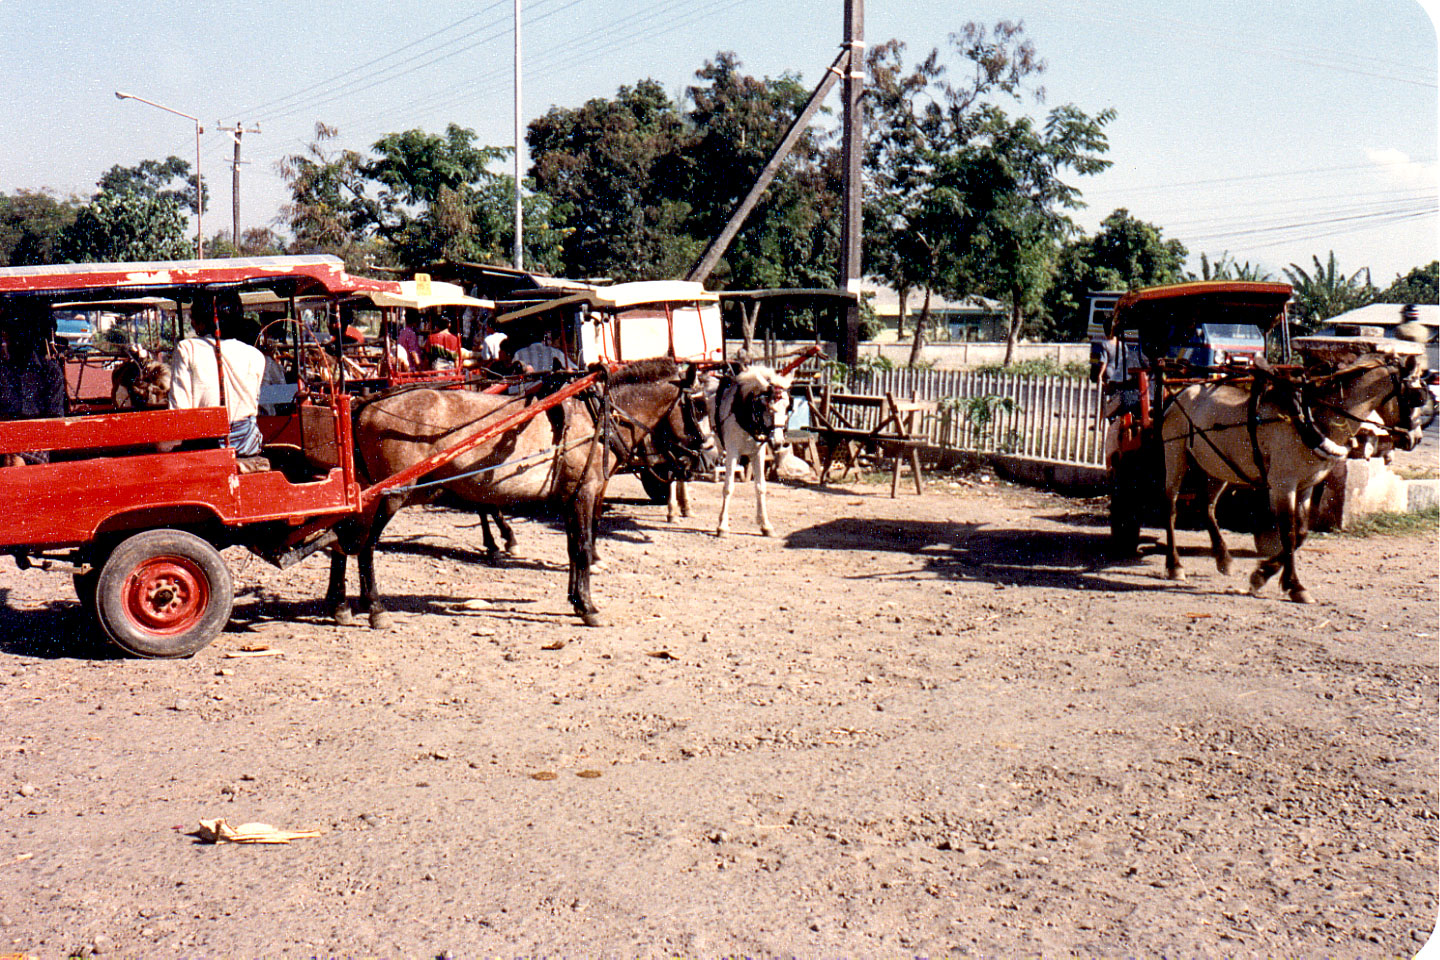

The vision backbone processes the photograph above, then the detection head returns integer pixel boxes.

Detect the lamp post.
[115,91,205,259]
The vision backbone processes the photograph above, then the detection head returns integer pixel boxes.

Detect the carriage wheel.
[94,530,234,659]
[638,468,672,504]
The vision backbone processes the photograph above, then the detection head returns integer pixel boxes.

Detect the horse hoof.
[1289,588,1314,604]
[580,612,605,628]
[1166,566,1186,582]
[485,550,503,567]
[369,610,394,630]
[503,540,518,555]
[332,606,355,627]
[1216,557,1234,576]
[715,528,729,539]
[761,527,777,538]
[1248,571,1269,595]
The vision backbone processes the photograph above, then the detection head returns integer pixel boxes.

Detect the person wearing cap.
[168,291,268,456]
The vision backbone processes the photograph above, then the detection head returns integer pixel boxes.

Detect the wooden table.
[804,384,929,496]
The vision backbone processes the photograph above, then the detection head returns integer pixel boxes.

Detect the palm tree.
[1195,251,1274,282]
[1283,251,1374,330]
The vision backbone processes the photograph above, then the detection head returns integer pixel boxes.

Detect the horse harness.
[1169,357,1414,489]
[715,370,785,447]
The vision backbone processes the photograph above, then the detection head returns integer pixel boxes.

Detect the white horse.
[713,364,792,537]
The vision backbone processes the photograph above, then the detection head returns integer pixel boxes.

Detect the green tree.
[677,52,839,290]
[1045,209,1187,340]
[59,190,193,262]
[528,79,698,279]
[97,156,207,215]
[1190,251,1273,282]
[864,24,1052,364]
[365,124,510,269]
[1283,251,1375,330]
[1376,261,1438,304]
[947,103,1114,363]
[0,190,78,266]
[276,122,384,272]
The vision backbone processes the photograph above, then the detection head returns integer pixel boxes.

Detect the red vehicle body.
[0,256,403,657]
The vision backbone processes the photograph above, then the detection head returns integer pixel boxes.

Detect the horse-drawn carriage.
[1103,281,1295,553]
[0,256,708,657]
[1103,280,1431,602]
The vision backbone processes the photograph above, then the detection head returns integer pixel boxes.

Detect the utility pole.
[217,122,261,249]
[838,0,865,365]
[513,0,524,270]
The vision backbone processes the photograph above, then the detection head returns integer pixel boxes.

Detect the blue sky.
[1,0,1434,285]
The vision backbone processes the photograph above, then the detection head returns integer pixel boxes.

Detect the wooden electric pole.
[838,0,864,365]
[218,122,261,248]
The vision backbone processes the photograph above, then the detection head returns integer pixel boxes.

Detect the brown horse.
[327,359,711,628]
[1160,353,1428,602]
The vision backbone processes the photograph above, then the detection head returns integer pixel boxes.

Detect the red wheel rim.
[121,555,210,635]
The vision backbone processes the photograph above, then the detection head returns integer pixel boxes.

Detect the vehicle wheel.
[638,468,672,504]
[1108,456,1142,557]
[94,529,233,659]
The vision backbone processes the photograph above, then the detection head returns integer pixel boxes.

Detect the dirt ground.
[1,465,1436,959]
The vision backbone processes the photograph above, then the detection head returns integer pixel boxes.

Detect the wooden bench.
[803,384,930,496]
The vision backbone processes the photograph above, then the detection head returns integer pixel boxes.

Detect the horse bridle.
[600,368,713,477]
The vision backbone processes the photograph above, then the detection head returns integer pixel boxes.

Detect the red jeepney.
[0,256,405,658]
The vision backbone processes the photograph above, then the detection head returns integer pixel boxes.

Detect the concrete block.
[1408,479,1440,512]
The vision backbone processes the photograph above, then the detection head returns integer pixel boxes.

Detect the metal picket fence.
[818,367,1107,467]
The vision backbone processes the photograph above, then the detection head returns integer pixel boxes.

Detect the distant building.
[1320,302,1438,367]
[858,281,1007,342]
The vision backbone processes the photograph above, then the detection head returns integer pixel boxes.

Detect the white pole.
[513,0,524,270]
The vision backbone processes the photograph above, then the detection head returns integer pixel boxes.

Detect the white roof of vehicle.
[365,279,493,311]
[495,280,717,325]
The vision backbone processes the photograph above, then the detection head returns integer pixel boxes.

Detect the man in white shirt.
[513,332,572,374]
[169,290,268,456]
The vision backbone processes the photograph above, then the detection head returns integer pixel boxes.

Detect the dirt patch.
[1,470,1435,957]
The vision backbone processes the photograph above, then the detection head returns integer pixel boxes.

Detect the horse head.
[733,366,792,448]
[668,363,719,474]
[609,359,718,479]
[1372,354,1430,451]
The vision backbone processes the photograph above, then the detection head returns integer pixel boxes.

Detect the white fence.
[818,368,1107,467]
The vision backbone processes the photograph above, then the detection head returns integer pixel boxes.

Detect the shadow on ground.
[784,517,1251,594]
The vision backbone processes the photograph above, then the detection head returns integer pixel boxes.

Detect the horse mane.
[609,357,680,386]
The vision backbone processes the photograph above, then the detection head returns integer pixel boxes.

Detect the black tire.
[94,529,234,659]
[638,468,671,505]
[1108,455,1142,557]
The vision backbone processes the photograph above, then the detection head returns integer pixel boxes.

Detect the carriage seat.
[236,455,271,475]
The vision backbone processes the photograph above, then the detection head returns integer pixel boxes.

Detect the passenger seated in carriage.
[513,331,573,374]
[0,302,67,465]
[168,291,267,456]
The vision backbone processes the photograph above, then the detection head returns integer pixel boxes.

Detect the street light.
[115,91,205,259]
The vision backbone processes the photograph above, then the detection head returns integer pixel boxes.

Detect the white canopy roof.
[366,279,493,311]
[496,280,716,325]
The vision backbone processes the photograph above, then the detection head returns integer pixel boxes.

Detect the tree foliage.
[1283,251,1375,330]
[59,190,193,263]
[1376,261,1438,305]
[0,190,77,266]
[862,24,1111,364]
[1045,208,1187,340]
[527,54,840,288]
[97,156,207,215]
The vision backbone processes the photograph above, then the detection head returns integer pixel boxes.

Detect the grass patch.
[1325,506,1440,538]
